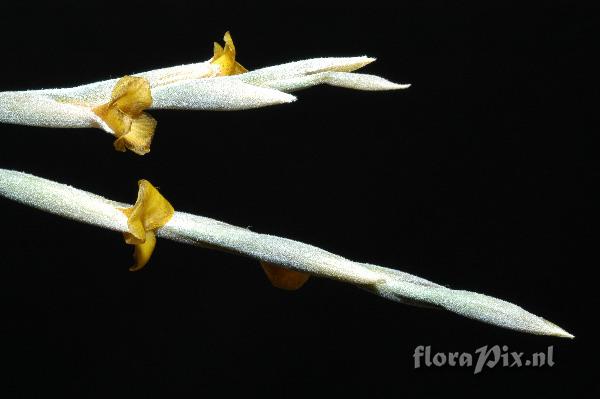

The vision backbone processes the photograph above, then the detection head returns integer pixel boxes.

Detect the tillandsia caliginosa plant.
[0,32,573,338]
[0,32,408,155]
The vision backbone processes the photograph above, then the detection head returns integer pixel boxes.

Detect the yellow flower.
[93,76,157,155]
[119,180,174,271]
[210,31,248,76]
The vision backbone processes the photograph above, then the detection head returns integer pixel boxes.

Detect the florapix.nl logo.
[413,345,555,374]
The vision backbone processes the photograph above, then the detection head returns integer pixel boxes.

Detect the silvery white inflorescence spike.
[0,56,407,130]
[0,36,408,156]
[0,168,573,339]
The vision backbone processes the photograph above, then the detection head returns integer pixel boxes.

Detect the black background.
[0,1,594,396]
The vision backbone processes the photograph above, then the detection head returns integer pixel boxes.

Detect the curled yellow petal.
[93,75,156,155]
[129,230,157,272]
[213,42,224,58]
[119,180,174,271]
[260,261,311,290]
[113,113,156,155]
[211,31,248,76]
